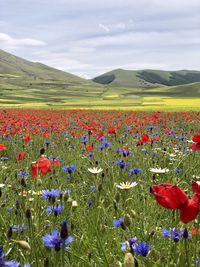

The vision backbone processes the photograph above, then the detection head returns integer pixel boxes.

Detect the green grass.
[0,109,199,266]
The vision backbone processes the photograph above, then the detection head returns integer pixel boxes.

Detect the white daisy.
[116,182,138,190]
[150,168,169,174]
[0,183,5,188]
[88,167,103,174]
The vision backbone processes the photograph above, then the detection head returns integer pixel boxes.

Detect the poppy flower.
[0,144,6,151]
[180,198,199,224]
[191,134,200,150]
[150,183,188,209]
[108,128,116,134]
[23,135,32,142]
[16,151,27,161]
[31,156,51,178]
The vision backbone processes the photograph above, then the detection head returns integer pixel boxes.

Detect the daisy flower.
[116,182,138,190]
[150,168,169,174]
[88,167,103,174]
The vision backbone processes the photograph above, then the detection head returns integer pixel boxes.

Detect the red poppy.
[150,183,188,209]
[31,156,51,178]
[0,144,6,151]
[23,134,32,142]
[180,198,199,224]
[191,134,200,150]
[192,181,200,194]
[108,128,116,134]
[85,145,93,152]
[16,151,27,161]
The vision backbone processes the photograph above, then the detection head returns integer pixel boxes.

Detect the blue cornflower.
[122,150,133,157]
[134,242,152,257]
[80,136,88,144]
[17,170,28,177]
[44,141,51,145]
[62,165,77,174]
[42,189,60,200]
[0,246,20,267]
[12,225,28,232]
[152,152,158,157]
[42,230,62,252]
[175,168,182,173]
[46,204,64,216]
[147,126,156,130]
[97,145,105,150]
[162,228,191,242]
[120,237,137,251]
[113,217,124,227]
[152,133,159,138]
[87,152,94,158]
[42,229,74,252]
[102,141,110,148]
[116,160,130,169]
[1,157,8,161]
[133,134,139,139]
[130,168,142,175]
[90,185,96,191]
[162,228,171,238]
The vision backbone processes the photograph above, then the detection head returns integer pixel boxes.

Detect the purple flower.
[46,204,64,216]
[0,246,20,267]
[42,229,74,252]
[113,217,124,227]
[17,170,28,177]
[42,189,60,200]
[134,242,152,257]
[162,228,191,242]
[62,165,77,174]
[129,168,142,175]
[116,160,130,169]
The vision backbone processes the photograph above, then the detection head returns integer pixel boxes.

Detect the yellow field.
[0,97,199,110]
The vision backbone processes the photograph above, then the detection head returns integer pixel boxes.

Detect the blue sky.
[0,0,200,78]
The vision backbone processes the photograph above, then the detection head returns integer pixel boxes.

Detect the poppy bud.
[21,178,27,187]
[25,208,31,219]
[124,252,134,267]
[44,257,49,267]
[183,228,189,239]
[60,220,68,240]
[7,226,12,239]
[124,214,132,227]
[14,240,31,250]
[40,148,45,155]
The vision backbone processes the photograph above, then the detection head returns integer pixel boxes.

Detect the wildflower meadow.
[0,109,199,267]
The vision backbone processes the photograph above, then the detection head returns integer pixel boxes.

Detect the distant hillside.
[0,49,85,83]
[93,69,200,88]
[0,49,105,105]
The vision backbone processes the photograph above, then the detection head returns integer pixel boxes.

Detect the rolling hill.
[0,49,199,108]
[93,69,200,88]
[0,49,106,105]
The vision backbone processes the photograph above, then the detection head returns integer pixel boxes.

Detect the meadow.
[0,109,199,267]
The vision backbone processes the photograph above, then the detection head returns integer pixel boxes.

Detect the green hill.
[93,69,200,88]
[0,49,86,83]
[0,49,106,105]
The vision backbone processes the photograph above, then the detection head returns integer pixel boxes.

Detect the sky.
[0,0,200,78]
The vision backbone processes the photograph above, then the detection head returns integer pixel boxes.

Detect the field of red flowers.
[0,109,199,267]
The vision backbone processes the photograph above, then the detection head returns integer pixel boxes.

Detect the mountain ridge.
[92,68,200,88]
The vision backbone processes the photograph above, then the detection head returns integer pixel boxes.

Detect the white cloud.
[0,33,46,47]
[98,23,110,33]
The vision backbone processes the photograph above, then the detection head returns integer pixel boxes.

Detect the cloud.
[0,33,46,47]
[98,23,110,33]
[0,0,200,78]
